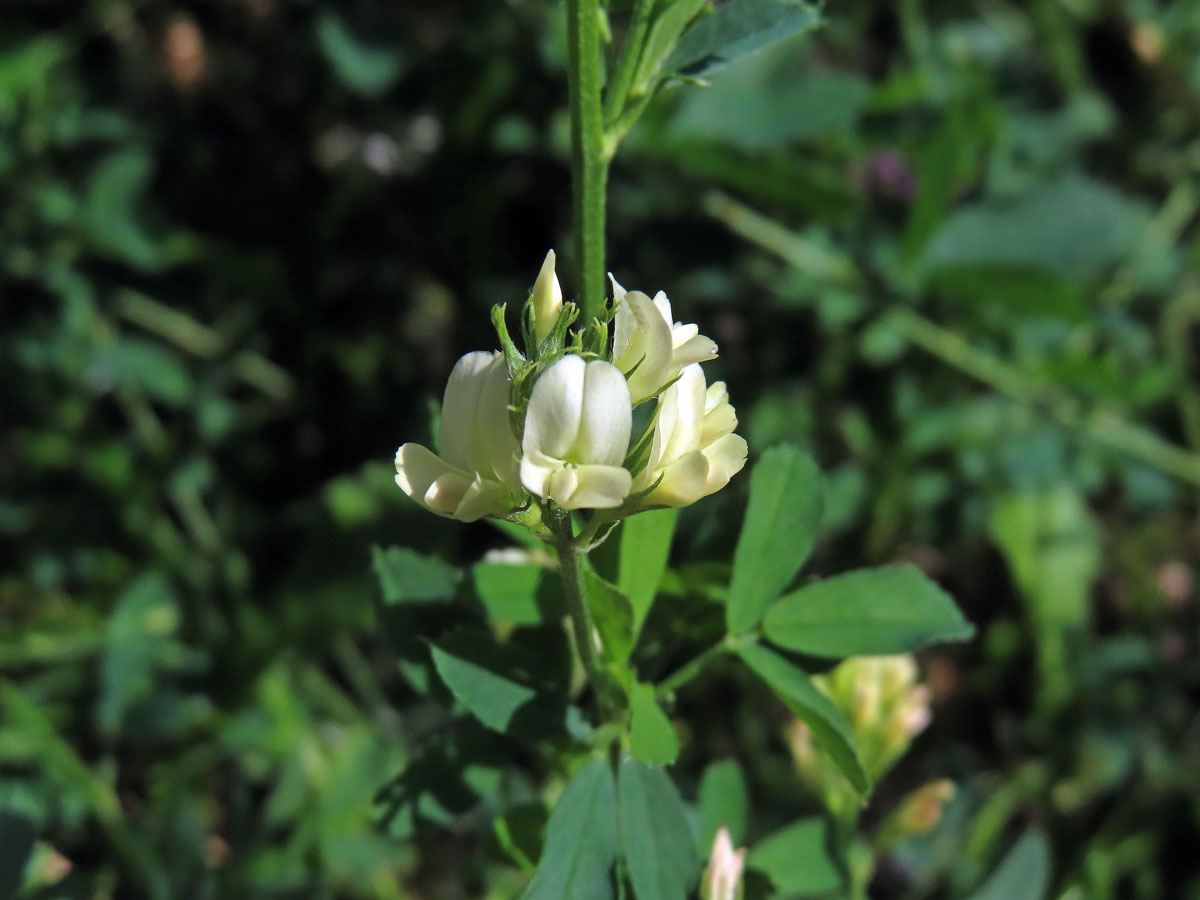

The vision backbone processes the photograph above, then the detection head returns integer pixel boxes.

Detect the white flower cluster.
[395,252,748,522]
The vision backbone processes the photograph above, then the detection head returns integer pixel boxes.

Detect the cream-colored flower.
[701,827,746,900]
[530,249,563,345]
[610,276,717,404]
[635,364,747,508]
[394,351,521,521]
[520,355,633,510]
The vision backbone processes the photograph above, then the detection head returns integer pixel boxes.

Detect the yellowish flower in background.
[530,249,563,345]
[520,355,633,509]
[610,276,717,404]
[394,351,521,521]
[636,364,747,508]
[701,826,746,900]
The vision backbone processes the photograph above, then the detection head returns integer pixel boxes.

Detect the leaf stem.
[567,0,610,322]
[656,638,736,700]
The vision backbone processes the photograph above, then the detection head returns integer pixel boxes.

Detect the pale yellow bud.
[531,250,563,344]
[701,827,745,900]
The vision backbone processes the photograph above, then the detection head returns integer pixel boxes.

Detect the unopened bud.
[701,826,745,900]
[531,249,562,344]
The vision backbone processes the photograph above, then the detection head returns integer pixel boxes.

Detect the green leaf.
[473,562,562,626]
[617,508,678,635]
[429,628,579,739]
[0,811,36,900]
[522,760,619,900]
[618,759,699,900]
[727,447,823,634]
[737,644,869,794]
[697,758,748,851]
[762,565,974,657]
[584,568,636,665]
[633,0,710,94]
[966,829,1052,900]
[315,10,404,97]
[665,0,822,77]
[372,545,459,604]
[747,816,842,894]
[629,683,679,766]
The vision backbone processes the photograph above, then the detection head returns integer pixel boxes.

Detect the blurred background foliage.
[2,0,1199,897]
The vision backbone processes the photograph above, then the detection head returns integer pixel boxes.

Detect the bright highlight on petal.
[520,355,633,509]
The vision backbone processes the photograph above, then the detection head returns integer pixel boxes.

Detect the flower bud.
[394,351,522,521]
[701,827,745,900]
[531,249,563,345]
[519,355,633,509]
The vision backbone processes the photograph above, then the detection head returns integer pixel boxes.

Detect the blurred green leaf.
[697,758,748,851]
[315,10,404,97]
[727,447,823,634]
[618,759,699,900]
[629,682,678,766]
[617,507,677,635]
[966,829,1052,900]
[584,568,636,665]
[989,488,1100,629]
[522,760,618,900]
[747,816,842,894]
[762,565,974,657]
[737,644,869,794]
[671,55,869,150]
[474,562,561,626]
[372,546,459,605]
[666,0,821,76]
[921,174,1150,279]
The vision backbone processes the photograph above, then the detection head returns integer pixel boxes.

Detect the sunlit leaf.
[727,447,823,634]
[762,565,974,657]
[629,682,678,766]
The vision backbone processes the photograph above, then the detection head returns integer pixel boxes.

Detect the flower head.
[394,351,521,521]
[635,364,747,508]
[519,355,633,509]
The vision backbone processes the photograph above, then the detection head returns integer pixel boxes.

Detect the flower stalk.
[566,0,609,323]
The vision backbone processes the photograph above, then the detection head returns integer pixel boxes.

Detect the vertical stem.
[566,0,609,323]
[551,511,621,718]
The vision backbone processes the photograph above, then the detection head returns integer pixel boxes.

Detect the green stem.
[567,0,610,323]
[550,510,621,718]
[656,639,731,699]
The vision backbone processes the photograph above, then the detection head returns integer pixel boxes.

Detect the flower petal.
[613,290,674,403]
[701,432,748,495]
[439,351,499,473]
[395,442,472,517]
[574,359,633,467]
[523,354,585,462]
[557,464,632,509]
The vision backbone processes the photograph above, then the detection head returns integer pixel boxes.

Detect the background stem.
[566,0,609,323]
